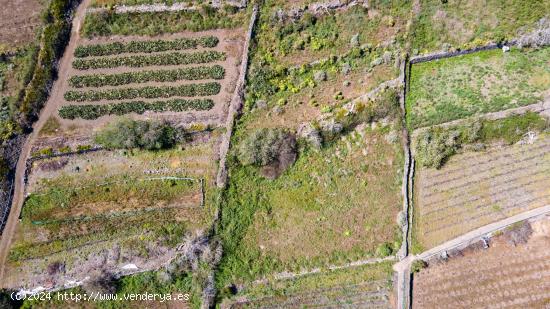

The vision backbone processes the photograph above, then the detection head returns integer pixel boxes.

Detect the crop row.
[72,50,226,70]
[59,98,215,119]
[69,65,225,88]
[74,36,219,58]
[64,82,221,101]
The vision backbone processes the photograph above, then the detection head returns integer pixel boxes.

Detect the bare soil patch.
[413,216,550,308]
[0,0,44,50]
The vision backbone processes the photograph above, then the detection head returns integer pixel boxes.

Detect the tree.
[237,128,294,166]
[94,118,176,150]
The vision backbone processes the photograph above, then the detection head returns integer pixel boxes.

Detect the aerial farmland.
[0,0,549,308]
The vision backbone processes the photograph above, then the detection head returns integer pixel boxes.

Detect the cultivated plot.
[4,141,219,288]
[413,134,550,250]
[413,217,550,308]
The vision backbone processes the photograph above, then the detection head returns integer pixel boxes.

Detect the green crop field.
[407,47,550,129]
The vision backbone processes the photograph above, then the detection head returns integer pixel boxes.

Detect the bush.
[375,243,393,257]
[94,118,177,150]
[237,128,294,166]
[0,157,8,178]
[64,82,221,102]
[411,260,427,273]
[83,271,116,295]
[74,36,219,58]
[415,127,460,169]
[59,98,214,120]
[69,65,225,88]
[72,50,226,70]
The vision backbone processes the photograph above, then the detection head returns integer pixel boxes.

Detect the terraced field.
[56,31,243,126]
[413,217,550,308]
[225,262,394,309]
[413,134,550,250]
[4,140,219,288]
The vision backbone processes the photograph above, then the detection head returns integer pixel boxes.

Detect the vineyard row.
[69,65,225,88]
[72,50,226,70]
[64,82,221,101]
[421,144,550,198]
[59,98,215,120]
[75,36,219,58]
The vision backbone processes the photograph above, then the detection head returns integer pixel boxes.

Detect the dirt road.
[0,0,91,286]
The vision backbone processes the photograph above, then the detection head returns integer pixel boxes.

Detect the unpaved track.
[0,0,91,286]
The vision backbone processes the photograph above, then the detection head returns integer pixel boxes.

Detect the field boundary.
[87,0,247,14]
[411,99,550,136]
[215,5,258,188]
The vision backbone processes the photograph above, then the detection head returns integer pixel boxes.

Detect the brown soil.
[414,135,550,249]
[0,0,44,50]
[413,216,550,308]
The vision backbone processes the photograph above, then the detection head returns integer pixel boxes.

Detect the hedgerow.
[64,82,221,101]
[18,0,78,128]
[69,65,225,88]
[74,36,219,58]
[72,50,226,70]
[59,98,214,120]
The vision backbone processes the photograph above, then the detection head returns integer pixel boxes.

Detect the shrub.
[0,157,8,178]
[375,243,393,257]
[59,98,214,120]
[72,50,226,70]
[237,128,294,166]
[83,271,116,295]
[414,128,459,169]
[74,36,219,58]
[64,82,221,102]
[69,65,225,88]
[94,118,177,150]
[411,260,427,273]
[18,0,77,127]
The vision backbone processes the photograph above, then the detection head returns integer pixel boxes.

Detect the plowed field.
[413,217,550,308]
[414,134,550,249]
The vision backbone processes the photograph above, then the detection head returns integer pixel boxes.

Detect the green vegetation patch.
[22,177,199,222]
[411,0,550,52]
[72,50,226,70]
[10,208,187,261]
[413,112,550,169]
[74,35,218,58]
[222,261,393,307]
[217,124,403,284]
[59,98,214,120]
[81,6,247,37]
[64,82,221,101]
[407,48,550,129]
[69,65,225,88]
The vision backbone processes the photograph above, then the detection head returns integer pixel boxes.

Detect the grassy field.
[407,47,550,129]
[217,121,404,284]
[222,261,394,308]
[410,0,550,52]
